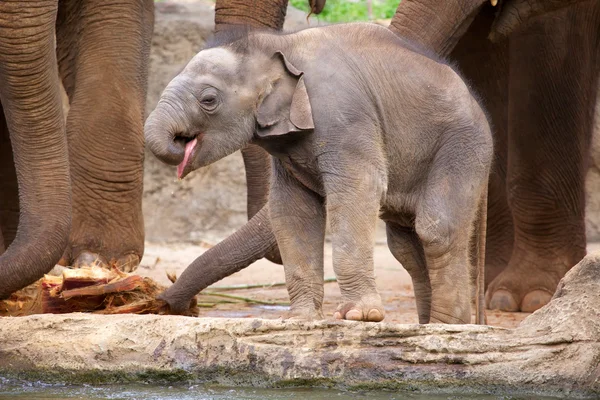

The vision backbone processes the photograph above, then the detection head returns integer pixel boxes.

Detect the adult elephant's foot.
[59,246,142,273]
[333,294,385,322]
[485,247,583,312]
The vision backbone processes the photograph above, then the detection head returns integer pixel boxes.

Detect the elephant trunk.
[144,89,191,166]
[309,0,326,14]
[158,205,278,314]
[489,0,586,42]
[388,0,487,57]
[215,0,325,32]
[0,1,72,299]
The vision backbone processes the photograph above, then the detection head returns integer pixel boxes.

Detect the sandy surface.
[135,239,565,328]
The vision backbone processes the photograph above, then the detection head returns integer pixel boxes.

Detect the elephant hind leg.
[386,222,431,324]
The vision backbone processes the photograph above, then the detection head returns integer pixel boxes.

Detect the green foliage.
[290,0,399,22]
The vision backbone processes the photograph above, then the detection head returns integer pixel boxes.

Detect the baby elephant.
[145,23,493,324]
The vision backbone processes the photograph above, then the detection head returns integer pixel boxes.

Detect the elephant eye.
[202,95,216,105]
[199,91,219,112]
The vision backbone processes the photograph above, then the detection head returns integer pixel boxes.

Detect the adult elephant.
[0,0,321,299]
[388,0,599,312]
[152,0,600,317]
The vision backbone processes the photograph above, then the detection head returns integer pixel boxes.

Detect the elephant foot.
[59,250,140,273]
[287,306,324,321]
[429,302,471,324]
[485,248,577,312]
[333,294,385,322]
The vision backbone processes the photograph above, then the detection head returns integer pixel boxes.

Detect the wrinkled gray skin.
[390,0,600,314]
[146,23,493,323]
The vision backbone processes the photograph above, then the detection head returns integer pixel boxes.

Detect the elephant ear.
[256,51,314,138]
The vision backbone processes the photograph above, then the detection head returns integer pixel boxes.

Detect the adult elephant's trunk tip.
[0,210,72,300]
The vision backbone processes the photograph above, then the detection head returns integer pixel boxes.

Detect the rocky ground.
[2,253,599,397]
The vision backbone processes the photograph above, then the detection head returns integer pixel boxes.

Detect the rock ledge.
[1,254,600,398]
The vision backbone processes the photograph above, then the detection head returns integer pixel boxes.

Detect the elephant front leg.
[324,168,385,323]
[269,161,326,320]
[55,0,155,271]
[486,4,599,312]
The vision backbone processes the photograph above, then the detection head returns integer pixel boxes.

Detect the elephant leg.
[385,222,430,324]
[0,0,72,299]
[55,0,154,271]
[450,8,512,288]
[269,160,326,320]
[214,0,301,266]
[0,105,19,253]
[487,3,600,312]
[324,168,385,322]
[415,129,491,324]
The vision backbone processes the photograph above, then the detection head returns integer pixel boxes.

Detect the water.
[0,381,561,400]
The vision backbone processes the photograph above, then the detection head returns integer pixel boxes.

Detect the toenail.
[345,309,362,321]
[367,309,384,322]
[521,289,553,313]
[488,289,519,312]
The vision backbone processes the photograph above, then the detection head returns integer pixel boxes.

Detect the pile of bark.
[0,266,197,317]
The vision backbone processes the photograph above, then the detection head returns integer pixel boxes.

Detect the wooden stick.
[208,277,337,291]
[201,292,290,306]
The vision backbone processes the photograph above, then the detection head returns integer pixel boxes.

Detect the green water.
[0,381,561,400]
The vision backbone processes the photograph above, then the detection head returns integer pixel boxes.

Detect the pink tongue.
[177,138,198,179]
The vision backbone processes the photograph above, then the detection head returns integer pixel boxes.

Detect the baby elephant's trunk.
[145,90,191,166]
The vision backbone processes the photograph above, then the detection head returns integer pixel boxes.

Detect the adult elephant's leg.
[0,0,72,299]
[55,0,154,270]
[0,107,19,253]
[487,3,600,312]
[213,0,295,265]
[214,0,289,217]
[450,9,513,287]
